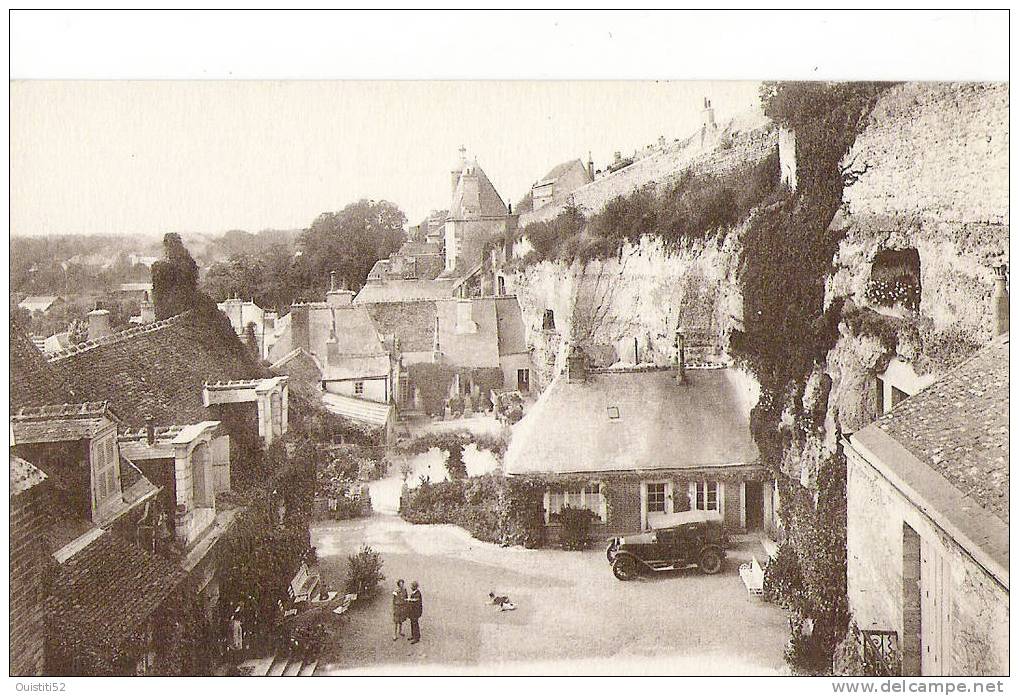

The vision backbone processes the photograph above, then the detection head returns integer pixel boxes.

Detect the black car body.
[605,510,727,580]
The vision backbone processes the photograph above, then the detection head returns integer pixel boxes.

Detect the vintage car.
[605,510,727,580]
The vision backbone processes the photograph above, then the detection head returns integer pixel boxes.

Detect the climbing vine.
[731,81,892,673]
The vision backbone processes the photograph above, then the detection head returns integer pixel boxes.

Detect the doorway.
[744,481,764,530]
[516,368,530,394]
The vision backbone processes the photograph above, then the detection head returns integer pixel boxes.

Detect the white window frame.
[688,479,725,517]
[543,483,606,524]
[91,432,120,518]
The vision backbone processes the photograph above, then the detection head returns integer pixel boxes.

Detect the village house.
[365,239,445,283]
[843,332,1009,676]
[528,157,595,211]
[8,304,294,674]
[504,343,772,545]
[217,297,280,360]
[9,399,187,675]
[267,278,399,442]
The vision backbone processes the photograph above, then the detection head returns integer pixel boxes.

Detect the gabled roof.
[536,158,587,186]
[10,320,76,409]
[366,301,437,353]
[504,367,759,476]
[47,530,185,661]
[18,295,61,312]
[10,454,47,497]
[49,309,260,429]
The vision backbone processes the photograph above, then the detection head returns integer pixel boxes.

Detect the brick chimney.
[993,265,1009,336]
[326,271,354,308]
[675,330,687,385]
[87,309,112,341]
[566,345,587,383]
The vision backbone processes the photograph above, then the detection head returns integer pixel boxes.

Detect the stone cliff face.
[821,82,1009,440]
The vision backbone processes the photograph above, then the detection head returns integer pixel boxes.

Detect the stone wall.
[846,447,1008,675]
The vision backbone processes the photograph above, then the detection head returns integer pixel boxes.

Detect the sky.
[10,81,762,239]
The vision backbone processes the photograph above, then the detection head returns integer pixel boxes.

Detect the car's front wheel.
[612,554,639,581]
[698,548,724,575]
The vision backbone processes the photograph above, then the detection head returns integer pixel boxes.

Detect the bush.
[345,544,385,598]
[558,506,596,550]
[494,390,524,424]
[400,474,546,548]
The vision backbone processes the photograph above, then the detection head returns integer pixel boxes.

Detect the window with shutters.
[91,433,121,517]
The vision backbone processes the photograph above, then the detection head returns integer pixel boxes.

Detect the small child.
[488,591,516,611]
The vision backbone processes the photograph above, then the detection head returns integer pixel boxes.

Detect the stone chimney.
[993,265,1009,336]
[87,309,112,341]
[139,299,155,324]
[588,152,595,181]
[145,415,156,446]
[326,271,354,308]
[675,330,687,385]
[566,345,587,383]
[701,97,716,130]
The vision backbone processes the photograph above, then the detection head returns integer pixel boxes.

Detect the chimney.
[588,151,595,181]
[326,271,354,308]
[566,345,587,383]
[145,415,156,445]
[993,265,1009,336]
[675,331,687,385]
[139,299,155,324]
[87,309,112,341]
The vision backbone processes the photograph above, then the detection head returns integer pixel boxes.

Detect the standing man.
[406,580,423,644]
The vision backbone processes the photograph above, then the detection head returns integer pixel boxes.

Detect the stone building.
[10,455,48,676]
[443,149,518,275]
[504,347,772,545]
[844,334,1008,676]
[529,157,594,211]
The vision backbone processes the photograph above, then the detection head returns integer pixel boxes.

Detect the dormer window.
[607,406,620,420]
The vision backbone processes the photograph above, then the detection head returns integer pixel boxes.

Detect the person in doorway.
[392,579,408,640]
[406,580,423,643]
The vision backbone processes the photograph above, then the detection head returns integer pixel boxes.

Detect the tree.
[152,233,201,320]
[296,199,407,292]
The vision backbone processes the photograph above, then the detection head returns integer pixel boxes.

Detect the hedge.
[399,474,546,548]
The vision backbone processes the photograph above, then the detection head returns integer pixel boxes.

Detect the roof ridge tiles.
[47,312,191,363]
[13,400,110,421]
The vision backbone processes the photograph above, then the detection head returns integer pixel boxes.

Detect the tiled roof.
[366,301,437,353]
[50,310,261,429]
[10,320,76,409]
[47,530,185,656]
[354,278,462,303]
[505,367,759,475]
[871,335,1009,523]
[321,392,394,427]
[10,455,47,496]
[18,295,60,312]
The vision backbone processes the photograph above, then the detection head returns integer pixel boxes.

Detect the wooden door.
[920,537,951,675]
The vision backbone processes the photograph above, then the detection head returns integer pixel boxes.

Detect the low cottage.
[504,347,772,544]
[843,333,1009,676]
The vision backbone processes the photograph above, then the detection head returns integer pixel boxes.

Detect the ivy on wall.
[731,81,892,674]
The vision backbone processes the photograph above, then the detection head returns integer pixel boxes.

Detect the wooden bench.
[739,556,765,598]
[288,562,321,605]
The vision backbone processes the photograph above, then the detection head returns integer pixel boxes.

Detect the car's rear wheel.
[612,555,639,581]
[698,548,723,575]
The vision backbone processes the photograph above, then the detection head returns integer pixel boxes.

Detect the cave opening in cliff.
[866,248,921,312]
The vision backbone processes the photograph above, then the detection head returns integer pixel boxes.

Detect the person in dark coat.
[406,581,423,643]
[391,579,408,640]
